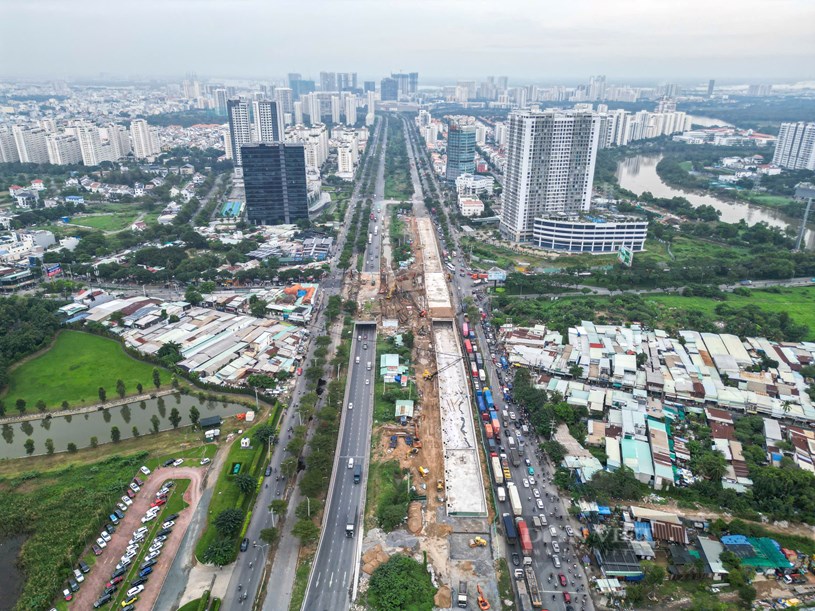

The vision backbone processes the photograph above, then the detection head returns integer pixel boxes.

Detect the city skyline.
[2,0,813,81]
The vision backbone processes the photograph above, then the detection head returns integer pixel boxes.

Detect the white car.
[117,502,128,513]
[126,585,145,598]
[128,536,144,546]
[115,559,132,571]
[140,466,151,475]
[365,379,369,385]
[149,542,163,552]
[161,520,175,530]
[96,537,107,549]
[145,550,161,561]
[141,514,157,524]
[552,541,561,553]
[129,482,140,493]
[73,568,84,583]
[348,402,353,410]
[121,495,133,506]
[533,488,541,499]
[528,476,536,486]
[133,526,148,537]
[522,478,529,488]
[157,488,169,498]
[536,498,545,510]
[100,530,111,542]
[172,458,184,467]
[200,457,211,465]
[565,526,575,537]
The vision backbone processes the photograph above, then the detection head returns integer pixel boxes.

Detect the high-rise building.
[75,122,103,166]
[287,73,302,86]
[380,77,398,101]
[13,126,49,164]
[391,72,418,96]
[363,81,376,93]
[499,109,600,243]
[365,91,376,126]
[337,72,357,91]
[226,99,251,166]
[289,79,315,100]
[0,128,21,163]
[707,79,715,97]
[773,122,815,170]
[747,83,773,97]
[242,142,309,226]
[445,121,476,182]
[294,101,304,125]
[320,71,337,92]
[330,95,341,124]
[344,94,357,126]
[496,76,509,91]
[253,100,284,142]
[215,88,229,115]
[46,134,82,165]
[275,87,294,116]
[588,75,606,101]
[107,124,132,159]
[130,119,160,159]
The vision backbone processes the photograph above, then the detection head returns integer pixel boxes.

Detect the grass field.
[69,212,139,231]
[678,160,693,171]
[3,331,164,410]
[741,193,798,208]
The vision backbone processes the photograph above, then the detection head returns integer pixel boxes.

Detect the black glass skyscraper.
[242,143,309,226]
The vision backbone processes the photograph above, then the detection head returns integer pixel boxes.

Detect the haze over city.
[2,0,814,81]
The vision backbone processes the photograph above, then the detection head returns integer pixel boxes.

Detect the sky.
[1,0,813,83]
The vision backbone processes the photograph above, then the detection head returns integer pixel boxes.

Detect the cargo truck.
[346,514,355,537]
[496,486,506,502]
[509,447,521,468]
[502,513,518,544]
[514,570,532,611]
[491,456,503,484]
[462,322,469,338]
[484,423,494,439]
[524,566,542,608]
[484,389,495,410]
[457,581,468,608]
[507,482,522,517]
[492,417,501,437]
[479,368,486,382]
[500,456,512,481]
[516,518,533,558]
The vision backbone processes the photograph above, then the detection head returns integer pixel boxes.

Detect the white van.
[355,356,360,364]
[348,457,354,469]
[366,362,371,371]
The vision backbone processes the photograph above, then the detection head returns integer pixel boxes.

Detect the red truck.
[484,423,494,439]
[517,518,533,558]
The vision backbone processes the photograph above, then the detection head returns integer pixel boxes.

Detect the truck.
[500,356,509,370]
[479,368,486,382]
[500,456,512,481]
[492,417,501,437]
[470,362,479,378]
[487,437,497,454]
[507,482,522,517]
[507,436,516,449]
[484,423,494,439]
[514,570,532,611]
[462,322,469,338]
[491,456,503,484]
[457,581,468,608]
[475,352,483,369]
[503,513,518,543]
[496,486,506,503]
[509,447,521,468]
[476,394,487,413]
[516,518,533,558]
[346,514,355,538]
[524,566,542,608]
[484,388,495,410]
[367,233,372,244]
[464,339,473,354]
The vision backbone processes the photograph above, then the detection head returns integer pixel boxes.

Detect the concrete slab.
[417,217,443,274]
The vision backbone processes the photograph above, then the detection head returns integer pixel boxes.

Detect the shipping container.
[484,423,494,439]
[491,457,503,484]
[507,483,522,516]
[517,518,533,557]
[461,322,469,338]
[503,513,518,543]
[484,389,495,410]
[464,339,473,354]
[470,362,478,378]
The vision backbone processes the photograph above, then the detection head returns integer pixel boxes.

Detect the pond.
[616,154,814,249]
[0,393,248,460]
[0,534,26,611]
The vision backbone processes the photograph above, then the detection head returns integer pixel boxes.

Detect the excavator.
[422,353,466,381]
[468,537,487,547]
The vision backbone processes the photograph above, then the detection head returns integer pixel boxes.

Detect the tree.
[249,297,268,318]
[0,401,4,417]
[168,407,181,428]
[269,499,288,515]
[281,456,298,478]
[234,473,257,495]
[150,414,160,434]
[214,508,244,537]
[292,519,319,544]
[24,438,34,455]
[15,398,26,414]
[67,442,77,453]
[636,352,649,368]
[184,286,203,305]
[98,387,107,402]
[568,364,584,379]
[189,405,200,428]
[45,438,55,455]
[541,440,567,465]
[367,554,436,611]
[253,423,278,446]
[111,426,121,443]
[296,498,323,520]
[259,527,278,544]
[132,426,140,437]
[116,379,126,398]
[136,382,144,394]
[152,367,161,389]
[202,538,236,566]
[157,342,183,366]
[89,436,98,448]
[60,400,69,410]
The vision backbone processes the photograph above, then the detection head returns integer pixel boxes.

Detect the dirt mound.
[425,522,453,538]
[361,544,391,575]
[434,585,452,608]
[407,500,423,533]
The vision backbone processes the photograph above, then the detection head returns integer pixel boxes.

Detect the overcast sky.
[2,0,813,83]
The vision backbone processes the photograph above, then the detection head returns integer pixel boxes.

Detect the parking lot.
[67,465,205,610]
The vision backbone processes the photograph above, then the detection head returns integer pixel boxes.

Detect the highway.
[301,323,376,611]
[362,119,386,274]
[403,114,593,611]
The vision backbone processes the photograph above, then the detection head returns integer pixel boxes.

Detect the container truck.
[487,437,497,454]
[492,418,501,437]
[524,566,542,608]
[476,394,486,413]
[484,389,495,410]
[471,362,478,378]
[502,513,518,543]
[475,352,483,368]
[491,456,503,484]
[516,518,533,558]
[462,322,469,338]
[507,482,522,517]
[484,423,494,439]
[496,486,506,502]
[464,339,473,354]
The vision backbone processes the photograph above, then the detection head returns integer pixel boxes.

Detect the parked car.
[111,567,126,579]
[130,577,148,588]
[172,459,183,467]
[92,544,103,556]
[145,550,160,561]
[138,566,153,578]
[121,495,133,506]
[161,520,175,529]
[93,594,112,608]
[63,588,73,601]
[200,457,211,465]
[78,560,90,574]
[140,466,151,475]
[106,575,124,587]
[164,513,179,521]
[96,537,107,549]
[114,509,125,520]
[117,502,128,513]
[126,488,135,499]
[141,558,157,570]
[129,483,140,493]
[73,568,84,583]
[133,477,144,486]
[157,527,172,537]
[162,459,175,467]
[100,531,111,542]
[67,577,79,592]
[151,498,166,508]
[126,585,145,598]
[121,596,139,607]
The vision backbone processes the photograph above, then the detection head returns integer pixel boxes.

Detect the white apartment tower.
[75,122,103,166]
[226,99,251,166]
[0,128,20,163]
[331,96,341,124]
[107,124,132,159]
[130,119,160,159]
[773,122,815,170]
[252,100,284,142]
[499,109,600,243]
[343,94,357,126]
[46,134,82,165]
[365,90,376,126]
[12,126,49,164]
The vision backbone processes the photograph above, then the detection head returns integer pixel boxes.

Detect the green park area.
[68,212,139,231]
[3,331,164,411]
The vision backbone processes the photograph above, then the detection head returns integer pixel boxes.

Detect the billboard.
[618,246,633,267]
[487,267,507,282]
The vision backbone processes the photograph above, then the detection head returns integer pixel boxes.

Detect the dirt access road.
[68,466,205,610]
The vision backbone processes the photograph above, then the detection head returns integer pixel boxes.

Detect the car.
[115,509,125,520]
[162,458,175,467]
[92,543,103,556]
[157,487,169,497]
[122,606,136,611]
[106,576,125,588]
[103,585,118,596]
[559,573,567,587]
[100,531,111,542]
[157,528,172,537]
[116,558,133,571]
[121,596,139,607]
[141,513,157,524]
[265,465,272,477]
[129,482,140,493]
[73,568,85,583]
[536,499,544,510]
[528,476,536,486]
[552,541,561,553]
[68,577,79,592]
[63,588,73,601]
[117,502,128,512]
[296,367,303,376]
[109,513,119,524]
[164,512,179,521]
[149,541,164,552]
[165,480,175,488]
[358,335,362,341]
[121,495,133,506]
[139,566,153,577]
[93,593,113,608]
[105,523,117,534]
[511,553,520,567]
[563,592,571,603]
[126,488,135,499]
[146,550,160,561]
[522,478,529,488]
[126,585,145,597]
[140,465,151,475]
[151,498,166,508]
[363,343,368,350]
[161,520,175,529]
[200,457,211,465]
[130,577,148,587]
[111,567,127,579]
[348,402,353,410]
[134,477,145,486]
[240,537,249,552]
[527,466,535,476]
[365,379,369,385]
[126,545,140,555]
[96,537,108,549]
[79,560,90,574]
[141,559,157,570]
[154,535,168,543]
[134,526,148,537]
[524,458,532,467]
[565,525,574,537]
[172,459,183,467]
[533,488,540,498]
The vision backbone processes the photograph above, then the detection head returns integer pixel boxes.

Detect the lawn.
[678,160,693,172]
[68,212,139,231]
[741,193,798,208]
[3,330,165,411]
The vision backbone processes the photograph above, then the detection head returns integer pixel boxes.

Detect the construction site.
[356,202,498,608]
